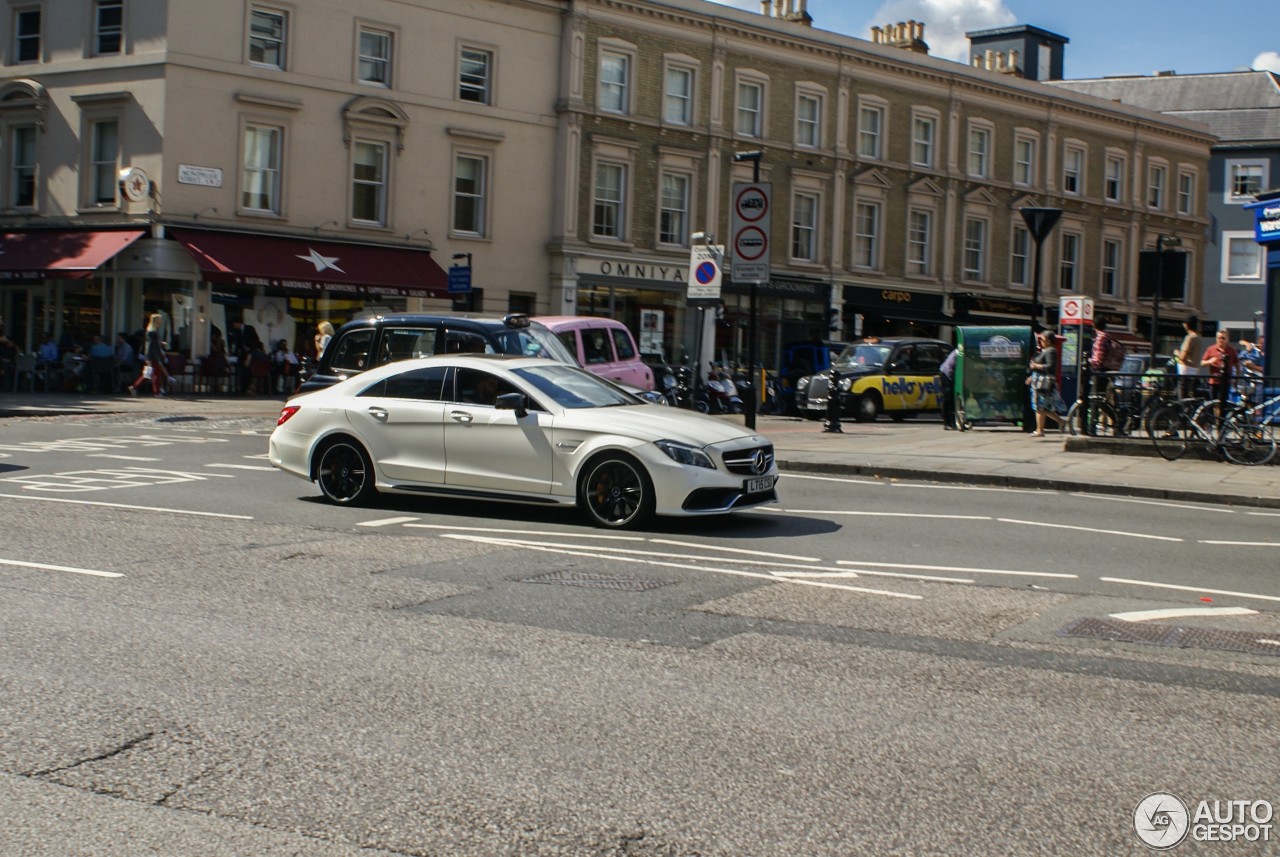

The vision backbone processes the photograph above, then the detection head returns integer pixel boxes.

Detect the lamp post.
[733,150,764,430]
[1019,207,1062,431]
[1152,235,1181,355]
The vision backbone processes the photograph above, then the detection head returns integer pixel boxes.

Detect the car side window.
[379,366,448,400]
[329,329,374,373]
[444,329,489,354]
[583,329,611,364]
[454,367,519,405]
[379,327,440,366]
[913,344,943,374]
[555,330,578,359]
[610,327,636,360]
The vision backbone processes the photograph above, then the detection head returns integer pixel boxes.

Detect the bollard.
[823,368,843,433]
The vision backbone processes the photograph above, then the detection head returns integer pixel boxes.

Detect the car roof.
[847,337,947,346]
[335,313,533,330]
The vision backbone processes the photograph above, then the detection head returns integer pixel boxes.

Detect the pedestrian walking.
[128,311,169,397]
[1028,330,1064,437]
[938,346,958,430]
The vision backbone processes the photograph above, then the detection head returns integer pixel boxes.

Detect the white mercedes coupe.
[269,354,779,529]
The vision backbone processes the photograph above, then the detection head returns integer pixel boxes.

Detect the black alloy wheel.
[579,454,654,529]
[317,440,378,505]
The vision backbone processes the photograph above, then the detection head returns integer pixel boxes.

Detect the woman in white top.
[315,321,334,359]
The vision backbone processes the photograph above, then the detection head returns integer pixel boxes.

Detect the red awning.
[170,228,448,299]
[0,229,145,281]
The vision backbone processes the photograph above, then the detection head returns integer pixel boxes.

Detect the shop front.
[842,283,950,340]
[953,293,1043,329]
[720,275,829,371]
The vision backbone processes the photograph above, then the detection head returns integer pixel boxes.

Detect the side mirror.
[495,391,528,418]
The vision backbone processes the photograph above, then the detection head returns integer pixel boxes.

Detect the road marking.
[357,516,421,528]
[403,523,643,540]
[0,492,252,519]
[1101,577,1280,604]
[1109,607,1259,622]
[772,569,973,584]
[440,534,923,600]
[779,473,1044,495]
[1246,511,1280,518]
[649,538,820,562]
[2,467,236,493]
[86,454,162,462]
[1198,540,1280,547]
[0,557,122,579]
[780,509,991,521]
[998,518,1182,542]
[837,559,1076,579]
[1068,493,1235,514]
[1259,640,1280,647]
[779,473,884,486]
[204,463,277,471]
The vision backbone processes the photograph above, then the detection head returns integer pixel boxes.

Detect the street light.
[733,151,764,430]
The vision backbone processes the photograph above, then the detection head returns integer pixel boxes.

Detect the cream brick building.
[0,0,1213,378]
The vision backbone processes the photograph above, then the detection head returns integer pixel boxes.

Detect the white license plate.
[744,475,775,493]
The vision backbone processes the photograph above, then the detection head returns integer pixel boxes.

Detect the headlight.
[839,377,852,391]
[654,439,716,469]
[638,389,666,405]
[796,377,809,391]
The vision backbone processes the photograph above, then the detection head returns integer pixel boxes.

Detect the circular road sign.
[734,225,768,261]
[734,185,769,223]
[695,260,718,285]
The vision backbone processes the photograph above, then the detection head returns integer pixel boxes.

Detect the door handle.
[450,410,474,424]
[367,407,388,421]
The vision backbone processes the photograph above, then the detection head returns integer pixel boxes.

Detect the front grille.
[722,444,775,475]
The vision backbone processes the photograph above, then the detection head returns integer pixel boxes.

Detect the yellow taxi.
[794,337,953,422]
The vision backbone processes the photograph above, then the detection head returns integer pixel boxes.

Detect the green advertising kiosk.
[955,326,1032,430]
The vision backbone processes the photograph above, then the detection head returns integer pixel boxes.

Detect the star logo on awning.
[296,248,344,273]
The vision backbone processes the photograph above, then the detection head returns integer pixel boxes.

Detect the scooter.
[696,363,743,414]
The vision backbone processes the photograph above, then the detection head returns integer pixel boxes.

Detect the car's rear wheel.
[579,453,654,529]
[316,439,377,505]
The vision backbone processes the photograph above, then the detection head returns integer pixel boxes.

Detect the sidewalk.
[3,391,1279,509]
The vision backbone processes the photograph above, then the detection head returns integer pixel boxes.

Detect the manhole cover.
[1059,617,1280,657]
[522,571,671,591]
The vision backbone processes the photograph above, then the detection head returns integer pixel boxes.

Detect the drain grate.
[522,570,672,591]
[1059,617,1280,657]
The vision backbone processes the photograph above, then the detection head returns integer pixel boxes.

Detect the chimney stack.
[871,20,930,55]
[760,0,813,26]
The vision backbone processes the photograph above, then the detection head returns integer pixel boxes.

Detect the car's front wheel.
[316,438,377,505]
[578,453,655,529]
[853,392,881,422]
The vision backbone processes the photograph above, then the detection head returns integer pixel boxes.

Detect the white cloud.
[1254,51,1280,73]
[864,0,1016,62]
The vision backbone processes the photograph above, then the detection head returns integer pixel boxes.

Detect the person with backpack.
[1088,317,1126,398]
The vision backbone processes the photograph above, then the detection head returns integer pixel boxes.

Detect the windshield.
[513,364,641,409]
[832,344,892,371]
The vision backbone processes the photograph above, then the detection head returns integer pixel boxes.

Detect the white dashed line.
[1101,577,1280,604]
[998,518,1182,542]
[0,557,122,579]
[1109,607,1259,622]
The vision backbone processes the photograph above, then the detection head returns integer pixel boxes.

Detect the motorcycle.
[696,363,744,414]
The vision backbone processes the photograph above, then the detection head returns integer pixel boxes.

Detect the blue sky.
[705,0,1280,79]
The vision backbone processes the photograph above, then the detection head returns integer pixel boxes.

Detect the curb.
[776,459,1280,511]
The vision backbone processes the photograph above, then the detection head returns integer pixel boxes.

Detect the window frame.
[452,152,488,238]
[12,7,41,64]
[857,99,886,160]
[1222,231,1265,283]
[1010,224,1030,288]
[350,138,389,227]
[1176,168,1196,215]
[790,190,819,263]
[1101,237,1122,297]
[662,61,694,126]
[735,75,766,140]
[356,25,393,88]
[597,43,634,116]
[87,117,119,207]
[1104,152,1126,203]
[240,122,283,216]
[967,122,992,179]
[962,216,987,282]
[852,200,880,270]
[458,46,494,105]
[657,169,690,247]
[1013,133,1036,187]
[1062,143,1086,196]
[911,111,937,169]
[1147,160,1167,210]
[93,0,123,56]
[1225,158,1267,204]
[592,160,628,240]
[8,123,37,209]
[907,208,932,276]
[247,5,288,70]
[795,90,822,149]
[1058,231,1081,292]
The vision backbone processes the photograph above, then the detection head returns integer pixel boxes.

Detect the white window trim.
[93,0,123,57]
[789,189,821,264]
[852,199,881,270]
[81,114,121,210]
[451,149,490,238]
[910,109,939,169]
[961,216,988,283]
[1058,231,1082,292]
[967,120,993,179]
[661,55,697,127]
[794,84,825,150]
[1100,236,1124,297]
[349,138,390,227]
[247,4,289,71]
[597,39,637,116]
[1221,231,1265,284]
[1176,167,1196,215]
[12,6,42,65]
[906,207,934,277]
[355,23,395,89]
[5,122,37,210]
[1147,158,1169,210]
[857,97,888,161]
[734,71,768,141]
[1224,158,1269,205]
[1013,130,1038,188]
[239,121,284,216]
[458,43,496,106]
[656,168,692,247]
[1062,141,1086,197]
[1009,223,1030,289]
[1103,150,1126,203]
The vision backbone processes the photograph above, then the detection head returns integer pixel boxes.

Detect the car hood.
[560,405,767,447]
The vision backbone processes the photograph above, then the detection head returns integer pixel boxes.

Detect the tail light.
[277,405,301,426]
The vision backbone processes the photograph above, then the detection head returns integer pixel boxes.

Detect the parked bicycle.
[1146,395,1276,465]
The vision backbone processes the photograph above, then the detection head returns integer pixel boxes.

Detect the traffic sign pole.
[731,172,769,430]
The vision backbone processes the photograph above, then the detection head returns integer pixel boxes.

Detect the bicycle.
[1066,372,1181,438]
[1146,395,1276,465]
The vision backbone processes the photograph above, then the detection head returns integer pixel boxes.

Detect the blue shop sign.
[1246,197,1280,244]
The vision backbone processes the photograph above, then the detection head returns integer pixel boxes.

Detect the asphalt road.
[1,413,1277,855]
